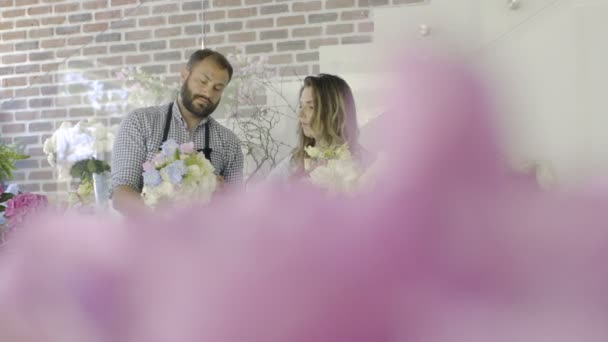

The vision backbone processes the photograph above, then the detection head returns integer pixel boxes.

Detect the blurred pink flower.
[2,50,608,342]
[4,193,48,228]
[142,161,154,172]
[179,142,194,154]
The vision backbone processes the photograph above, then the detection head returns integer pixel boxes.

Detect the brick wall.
[0,0,423,198]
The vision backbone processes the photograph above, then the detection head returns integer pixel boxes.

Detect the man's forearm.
[112,185,146,217]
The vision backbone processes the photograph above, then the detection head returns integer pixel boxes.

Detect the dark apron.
[160,102,212,160]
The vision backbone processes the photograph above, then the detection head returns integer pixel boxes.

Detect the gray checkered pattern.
[111,102,243,193]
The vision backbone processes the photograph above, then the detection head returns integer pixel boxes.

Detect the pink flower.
[4,193,48,228]
[142,161,154,172]
[179,142,194,154]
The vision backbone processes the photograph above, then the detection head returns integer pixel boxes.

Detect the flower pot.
[93,172,110,208]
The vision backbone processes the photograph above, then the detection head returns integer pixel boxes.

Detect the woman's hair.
[290,74,360,170]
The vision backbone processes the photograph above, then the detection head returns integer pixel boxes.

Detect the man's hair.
[186,49,234,82]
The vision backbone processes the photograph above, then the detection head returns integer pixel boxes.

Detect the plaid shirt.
[111,102,243,193]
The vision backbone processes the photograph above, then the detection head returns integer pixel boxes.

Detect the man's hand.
[216,175,225,191]
[112,185,147,217]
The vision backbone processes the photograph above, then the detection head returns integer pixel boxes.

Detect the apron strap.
[159,102,212,160]
[202,122,212,160]
[160,102,173,147]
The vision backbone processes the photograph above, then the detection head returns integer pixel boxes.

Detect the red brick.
[170,38,197,48]
[41,109,68,119]
[341,10,369,20]
[68,36,93,46]
[279,65,308,77]
[155,27,181,38]
[308,37,339,49]
[139,16,166,27]
[14,0,37,6]
[228,7,257,18]
[29,28,53,38]
[95,10,121,21]
[341,35,372,44]
[41,16,66,25]
[3,30,26,40]
[15,111,39,121]
[32,75,52,85]
[16,19,40,28]
[27,5,53,15]
[246,18,273,29]
[14,88,40,97]
[358,21,374,32]
[213,0,242,6]
[169,14,197,24]
[0,22,13,30]
[40,63,60,73]
[204,10,226,21]
[2,124,26,134]
[229,32,256,43]
[326,0,355,9]
[296,51,319,62]
[277,15,306,26]
[268,54,293,65]
[0,113,13,124]
[29,170,52,180]
[126,30,151,40]
[2,54,27,64]
[0,43,12,53]
[54,3,80,12]
[56,47,80,58]
[205,35,225,45]
[292,1,322,12]
[83,23,108,33]
[110,0,136,5]
[326,23,354,35]
[2,9,25,18]
[83,0,109,10]
[260,29,287,40]
[292,26,322,37]
[152,3,178,14]
[43,183,59,192]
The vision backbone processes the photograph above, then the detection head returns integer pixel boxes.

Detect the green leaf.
[87,159,96,173]
[0,193,14,202]
[0,205,4,213]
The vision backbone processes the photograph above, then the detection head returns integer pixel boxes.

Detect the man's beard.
[180,82,219,119]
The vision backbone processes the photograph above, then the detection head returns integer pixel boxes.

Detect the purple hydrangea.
[160,139,179,158]
[164,160,187,184]
[143,169,162,187]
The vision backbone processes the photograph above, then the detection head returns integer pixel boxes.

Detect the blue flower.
[164,160,187,184]
[143,169,162,186]
[160,139,179,158]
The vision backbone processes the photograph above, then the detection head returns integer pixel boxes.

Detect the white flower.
[309,159,361,194]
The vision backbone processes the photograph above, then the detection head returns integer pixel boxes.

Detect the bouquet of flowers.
[43,120,115,206]
[304,144,363,194]
[43,120,115,179]
[141,139,217,208]
[0,183,48,241]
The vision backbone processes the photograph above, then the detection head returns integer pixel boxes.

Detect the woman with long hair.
[269,74,364,183]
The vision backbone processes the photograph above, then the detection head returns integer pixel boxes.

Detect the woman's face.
[298,86,317,139]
